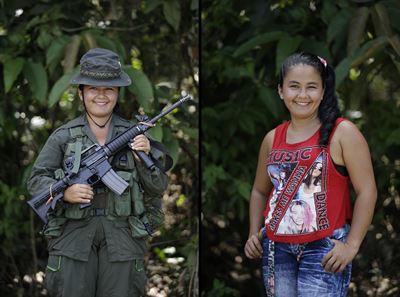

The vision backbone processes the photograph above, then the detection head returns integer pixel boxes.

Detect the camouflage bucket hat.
[70,48,132,87]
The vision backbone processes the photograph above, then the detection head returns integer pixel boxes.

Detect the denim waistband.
[262,224,350,244]
[330,224,350,240]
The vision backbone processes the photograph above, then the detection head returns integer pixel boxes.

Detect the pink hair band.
[317,56,327,68]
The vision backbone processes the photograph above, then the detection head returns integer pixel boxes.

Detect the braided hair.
[278,52,341,146]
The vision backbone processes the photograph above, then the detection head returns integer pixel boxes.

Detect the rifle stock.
[27,178,68,223]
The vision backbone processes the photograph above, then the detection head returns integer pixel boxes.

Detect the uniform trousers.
[45,217,147,297]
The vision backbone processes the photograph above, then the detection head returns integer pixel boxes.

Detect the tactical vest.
[44,124,166,239]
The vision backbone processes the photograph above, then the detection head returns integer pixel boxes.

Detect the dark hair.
[303,162,322,187]
[278,52,341,146]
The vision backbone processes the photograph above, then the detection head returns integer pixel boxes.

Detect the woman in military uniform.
[27,48,168,297]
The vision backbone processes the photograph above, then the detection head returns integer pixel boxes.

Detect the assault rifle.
[27,95,192,223]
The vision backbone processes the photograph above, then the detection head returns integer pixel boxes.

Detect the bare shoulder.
[335,119,367,145]
[260,128,276,153]
[334,120,375,195]
[329,119,369,166]
[336,119,372,165]
[336,119,359,132]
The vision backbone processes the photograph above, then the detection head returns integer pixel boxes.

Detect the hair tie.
[317,56,327,68]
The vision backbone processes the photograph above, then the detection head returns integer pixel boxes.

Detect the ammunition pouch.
[107,170,133,217]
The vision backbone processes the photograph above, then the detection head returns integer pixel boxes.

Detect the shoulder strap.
[149,139,174,172]
[272,121,289,148]
[117,115,174,172]
[69,126,84,174]
[70,126,84,138]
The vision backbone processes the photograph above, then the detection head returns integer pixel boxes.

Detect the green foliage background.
[202,0,400,296]
[0,0,198,296]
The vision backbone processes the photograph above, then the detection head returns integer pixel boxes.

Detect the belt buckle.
[92,208,106,216]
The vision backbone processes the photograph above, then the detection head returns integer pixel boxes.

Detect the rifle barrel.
[104,95,192,156]
[148,94,192,124]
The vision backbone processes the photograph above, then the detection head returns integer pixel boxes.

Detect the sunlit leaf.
[153,247,167,262]
[147,125,163,142]
[124,67,154,112]
[335,37,387,86]
[63,35,82,73]
[176,194,186,207]
[4,57,24,93]
[350,37,387,68]
[94,35,118,53]
[114,40,128,64]
[48,73,73,107]
[23,60,48,103]
[46,36,70,75]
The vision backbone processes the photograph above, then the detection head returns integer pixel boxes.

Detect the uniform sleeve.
[135,155,169,197]
[27,129,67,196]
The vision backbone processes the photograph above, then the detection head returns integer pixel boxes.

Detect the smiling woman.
[27,47,169,297]
[278,64,324,121]
[244,52,377,297]
[79,85,119,130]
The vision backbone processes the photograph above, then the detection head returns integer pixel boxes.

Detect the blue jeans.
[262,225,352,297]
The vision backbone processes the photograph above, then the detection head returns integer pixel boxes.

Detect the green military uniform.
[27,113,168,297]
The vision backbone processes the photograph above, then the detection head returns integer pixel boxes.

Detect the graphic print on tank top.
[264,162,297,226]
[265,150,328,235]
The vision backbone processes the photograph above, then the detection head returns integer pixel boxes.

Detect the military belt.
[90,208,108,216]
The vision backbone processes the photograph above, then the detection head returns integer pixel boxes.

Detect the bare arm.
[342,121,377,247]
[322,121,377,272]
[244,130,274,259]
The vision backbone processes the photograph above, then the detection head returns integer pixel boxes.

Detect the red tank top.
[263,118,352,243]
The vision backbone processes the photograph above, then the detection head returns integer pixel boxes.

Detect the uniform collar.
[68,113,132,145]
[81,113,115,144]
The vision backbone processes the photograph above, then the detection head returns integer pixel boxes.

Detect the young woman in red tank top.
[244,53,377,297]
